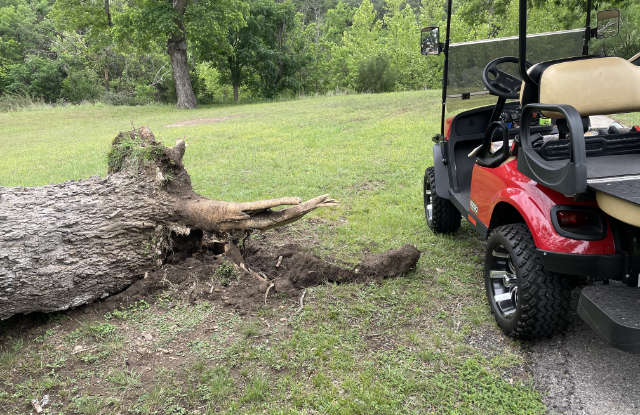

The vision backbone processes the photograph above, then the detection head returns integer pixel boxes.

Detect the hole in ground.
[166,229,204,264]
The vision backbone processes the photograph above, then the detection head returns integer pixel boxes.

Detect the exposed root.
[239,263,267,283]
[296,289,307,314]
[264,283,275,305]
[179,194,338,232]
[108,240,421,314]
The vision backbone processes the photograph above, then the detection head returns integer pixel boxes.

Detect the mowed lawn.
[0,92,544,414]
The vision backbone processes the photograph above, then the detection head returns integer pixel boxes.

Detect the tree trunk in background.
[0,128,336,320]
[168,35,197,109]
[167,0,196,109]
[229,55,242,103]
[104,0,112,27]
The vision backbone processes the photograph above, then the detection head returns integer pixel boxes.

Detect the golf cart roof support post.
[583,0,593,55]
[519,0,535,86]
[440,0,453,137]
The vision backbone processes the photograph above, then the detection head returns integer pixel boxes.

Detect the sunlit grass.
[0,92,544,414]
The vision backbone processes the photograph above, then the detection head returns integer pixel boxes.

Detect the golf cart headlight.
[551,206,607,241]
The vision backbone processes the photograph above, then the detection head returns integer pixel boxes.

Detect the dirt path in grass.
[527,320,640,415]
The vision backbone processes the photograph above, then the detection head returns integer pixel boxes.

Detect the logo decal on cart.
[470,200,479,215]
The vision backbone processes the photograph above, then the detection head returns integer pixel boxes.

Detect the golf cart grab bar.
[517,104,587,196]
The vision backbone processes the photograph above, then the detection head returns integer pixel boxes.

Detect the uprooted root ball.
[107,237,421,313]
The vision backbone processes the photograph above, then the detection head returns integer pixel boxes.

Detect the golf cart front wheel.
[485,223,571,339]
[424,167,460,234]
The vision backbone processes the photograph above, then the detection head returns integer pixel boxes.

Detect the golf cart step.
[577,284,640,352]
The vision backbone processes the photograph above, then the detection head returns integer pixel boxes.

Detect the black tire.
[484,223,571,339]
[424,166,461,234]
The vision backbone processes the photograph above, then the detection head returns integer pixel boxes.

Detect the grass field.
[0,92,545,414]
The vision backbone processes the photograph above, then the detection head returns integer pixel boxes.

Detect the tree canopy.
[1,0,638,108]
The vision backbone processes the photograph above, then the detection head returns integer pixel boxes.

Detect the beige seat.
[521,56,640,117]
[539,57,640,116]
[520,56,640,225]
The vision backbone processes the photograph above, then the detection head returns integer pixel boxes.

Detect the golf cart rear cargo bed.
[589,176,640,206]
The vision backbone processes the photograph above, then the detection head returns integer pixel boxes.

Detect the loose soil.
[107,232,420,314]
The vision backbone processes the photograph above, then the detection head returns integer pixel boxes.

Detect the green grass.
[0,92,544,414]
[614,112,640,127]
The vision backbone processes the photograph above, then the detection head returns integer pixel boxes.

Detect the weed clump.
[107,132,164,173]
[213,261,239,286]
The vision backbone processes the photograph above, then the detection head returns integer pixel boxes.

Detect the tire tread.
[487,223,571,339]
[425,167,461,234]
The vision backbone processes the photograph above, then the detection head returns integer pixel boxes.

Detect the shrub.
[60,69,101,103]
[356,55,397,93]
[4,56,65,102]
[196,62,233,104]
[0,93,45,112]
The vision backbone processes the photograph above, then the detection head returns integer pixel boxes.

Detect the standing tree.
[52,0,246,109]
[194,0,305,102]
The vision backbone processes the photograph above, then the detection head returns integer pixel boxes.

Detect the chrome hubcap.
[489,248,518,318]
[425,188,433,223]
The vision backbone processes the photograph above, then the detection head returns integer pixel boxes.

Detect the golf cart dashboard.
[449,102,550,140]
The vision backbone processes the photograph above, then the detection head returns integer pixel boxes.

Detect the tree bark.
[168,35,197,109]
[0,128,335,320]
[104,0,112,27]
[167,0,197,109]
[228,54,241,103]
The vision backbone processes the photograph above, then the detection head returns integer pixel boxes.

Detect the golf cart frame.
[422,0,640,352]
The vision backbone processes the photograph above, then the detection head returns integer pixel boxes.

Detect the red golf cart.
[422,0,640,352]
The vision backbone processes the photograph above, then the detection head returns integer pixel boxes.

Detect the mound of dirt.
[107,238,420,313]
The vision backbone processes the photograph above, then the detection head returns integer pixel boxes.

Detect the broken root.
[107,235,420,314]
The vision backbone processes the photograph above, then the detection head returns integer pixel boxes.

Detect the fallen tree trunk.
[0,127,338,320]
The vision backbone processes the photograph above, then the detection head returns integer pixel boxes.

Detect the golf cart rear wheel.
[424,167,461,234]
[485,223,571,339]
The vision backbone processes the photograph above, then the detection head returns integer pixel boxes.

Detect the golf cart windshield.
[445,28,586,114]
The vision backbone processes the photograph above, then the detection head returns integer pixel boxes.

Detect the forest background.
[1,0,638,109]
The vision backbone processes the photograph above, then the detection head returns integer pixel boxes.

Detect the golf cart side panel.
[432,143,450,200]
[470,159,616,255]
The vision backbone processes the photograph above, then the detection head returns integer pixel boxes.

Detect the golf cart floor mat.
[578,284,640,353]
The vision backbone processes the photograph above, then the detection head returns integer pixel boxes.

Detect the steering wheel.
[482,56,532,100]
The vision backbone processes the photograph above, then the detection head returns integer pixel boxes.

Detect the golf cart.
[421,0,640,352]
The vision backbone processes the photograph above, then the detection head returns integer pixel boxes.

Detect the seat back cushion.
[538,57,640,117]
[520,56,595,107]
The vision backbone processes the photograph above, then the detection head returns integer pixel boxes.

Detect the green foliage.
[213,261,239,286]
[3,56,64,102]
[2,0,639,106]
[104,299,151,321]
[356,54,396,92]
[196,62,233,103]
[61,69,101,103]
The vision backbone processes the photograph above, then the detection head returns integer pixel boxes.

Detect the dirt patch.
[165,115,245,128]
[107,236,420,314]
[351,180,385,194]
